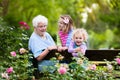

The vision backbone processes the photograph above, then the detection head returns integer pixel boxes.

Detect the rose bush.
[1,45,120,80]
[40,53,118,80]
[1,51,117,80]
[0,17,33,79]
[0,48,34,80]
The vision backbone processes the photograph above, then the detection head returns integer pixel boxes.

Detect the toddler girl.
[68,28,88,57]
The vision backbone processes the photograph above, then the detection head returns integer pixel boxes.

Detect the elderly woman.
[28,15,57,72]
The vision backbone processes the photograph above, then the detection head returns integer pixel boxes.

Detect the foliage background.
[0,0,120,50]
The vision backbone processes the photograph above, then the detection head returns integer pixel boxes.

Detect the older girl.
[57,15,75,51]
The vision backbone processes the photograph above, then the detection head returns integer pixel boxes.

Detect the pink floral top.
[58,31,68,47]
[58,29,73,47]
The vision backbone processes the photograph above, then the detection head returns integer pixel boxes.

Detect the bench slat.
[85,49,120,61]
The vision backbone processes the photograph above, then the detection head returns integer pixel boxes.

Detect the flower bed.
[0,48,34,80]
[38,53,120,80]
[1,49,120,80]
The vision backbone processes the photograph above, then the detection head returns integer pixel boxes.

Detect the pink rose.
[107,64,113,71]
[90,64,96,70]
[19,48,27,54]
[6,67,13,74]
[116,58,120,65]
[1,72,9,79]
[58,67,67,74]
[19,21,30,30]
[10,51,16,57]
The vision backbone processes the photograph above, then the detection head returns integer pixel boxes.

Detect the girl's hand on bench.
[57,46,68,52]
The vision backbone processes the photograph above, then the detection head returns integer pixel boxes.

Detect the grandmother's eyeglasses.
[37,25,47,28]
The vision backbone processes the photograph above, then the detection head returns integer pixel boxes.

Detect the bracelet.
[47,47,51,52]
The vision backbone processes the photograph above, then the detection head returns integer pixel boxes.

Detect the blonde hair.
[72,28,88,41]
[58,15,75,33]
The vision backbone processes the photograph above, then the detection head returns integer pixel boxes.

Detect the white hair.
[32,15,48,27]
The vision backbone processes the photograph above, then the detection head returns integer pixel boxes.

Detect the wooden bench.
[43,49,120,63]
[85,49,120,61]
[85,49,120,66]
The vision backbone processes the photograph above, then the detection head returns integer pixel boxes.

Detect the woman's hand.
[47,45,57,51]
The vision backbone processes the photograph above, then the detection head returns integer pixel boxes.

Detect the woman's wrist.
[47,47,51,52]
